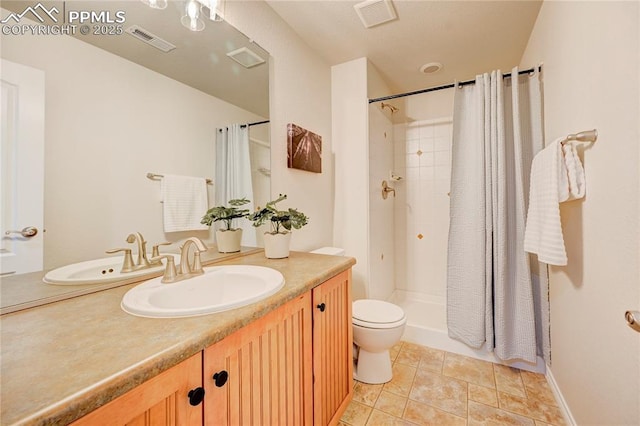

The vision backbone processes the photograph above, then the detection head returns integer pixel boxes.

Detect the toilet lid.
[352,300,405,326]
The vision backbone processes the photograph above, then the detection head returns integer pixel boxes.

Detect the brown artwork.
[287,123,322,173]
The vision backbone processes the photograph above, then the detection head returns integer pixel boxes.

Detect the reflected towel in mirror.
[161,174,209,232]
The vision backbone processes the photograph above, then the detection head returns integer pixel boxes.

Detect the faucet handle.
[191,251,204,275]
[150,242,172,266]
[150,255,178,283]
[106,248,135,273]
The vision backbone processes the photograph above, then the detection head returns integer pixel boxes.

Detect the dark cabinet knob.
[187,387,205,406]
[317,303,326,312]
[213,370,229,387]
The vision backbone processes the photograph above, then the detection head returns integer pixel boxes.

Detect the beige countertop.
[0,251,355,426]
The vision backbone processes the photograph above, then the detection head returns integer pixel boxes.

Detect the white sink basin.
[43,255,177,286]
[121,265,285,318]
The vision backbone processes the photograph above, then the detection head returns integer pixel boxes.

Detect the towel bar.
[146,173,213,185]
[562,129,597,144]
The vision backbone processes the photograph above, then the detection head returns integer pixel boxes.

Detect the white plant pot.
[263,232,292,259]
[216,228,243,253]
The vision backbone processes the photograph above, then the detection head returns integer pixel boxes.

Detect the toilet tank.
[310,247,345,256]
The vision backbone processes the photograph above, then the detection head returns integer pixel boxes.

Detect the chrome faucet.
[152,237,208,284]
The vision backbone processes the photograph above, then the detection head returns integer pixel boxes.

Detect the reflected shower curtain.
[215,124,256,246]
[447,67,549,363]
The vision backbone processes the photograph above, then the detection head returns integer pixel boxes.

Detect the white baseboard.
[545,364,576,426]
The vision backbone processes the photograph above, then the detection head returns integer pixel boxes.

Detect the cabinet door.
[204,293,313,426]
[312,270,353,426]
[71,353,203,426]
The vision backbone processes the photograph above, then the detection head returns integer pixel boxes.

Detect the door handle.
[5,227,38,238]
[625,310,640,333]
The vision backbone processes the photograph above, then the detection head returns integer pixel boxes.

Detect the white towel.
[161,174,209,233]
[559,142,586,201]
[524,139,586,265]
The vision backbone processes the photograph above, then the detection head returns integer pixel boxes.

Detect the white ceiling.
[2,1,270,117]
[267,0,543,98]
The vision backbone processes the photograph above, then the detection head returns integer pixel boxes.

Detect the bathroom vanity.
[0,251,355,425]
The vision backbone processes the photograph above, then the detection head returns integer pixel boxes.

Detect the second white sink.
[121,265,285,318]
[43,256,177,286]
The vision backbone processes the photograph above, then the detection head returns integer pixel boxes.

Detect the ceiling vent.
[354,0,397,29]
[125,25,176,53]
[226,47,266,69]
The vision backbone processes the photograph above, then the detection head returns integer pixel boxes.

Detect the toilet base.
[353,349,392,384]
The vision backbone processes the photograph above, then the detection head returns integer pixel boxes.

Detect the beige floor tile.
[498,392,566,425]
[390,342,403,362]
[383,363,417,397]
[469,383,498,407]
[374,391,407,417]
[416,347,445,373]
[468,400,535,425]
[519,370,547,387]
[494,364,526,398]
[354,381,384,407]
[443,352,496,389]
[409,369,468,418]
[403,399,466,426]
[341,400,373,426]
[396,348,422,368]
[366,409,416,426]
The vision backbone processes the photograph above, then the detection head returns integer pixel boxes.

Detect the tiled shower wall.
[393,118,452,298]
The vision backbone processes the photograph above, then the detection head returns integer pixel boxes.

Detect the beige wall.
[368,62,395,301]
[521,1,639,424]
[225,1,334,252]
[1,12,262,269]
[331,57,369,300]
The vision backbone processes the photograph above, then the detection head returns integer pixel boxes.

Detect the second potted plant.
[201,198,251,253]
[248,194,308,258]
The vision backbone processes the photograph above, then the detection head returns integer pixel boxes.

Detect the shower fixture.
[380,102,399,113]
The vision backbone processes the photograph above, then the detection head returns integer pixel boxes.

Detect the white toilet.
[309,247,407,385]
[352,299,406,384]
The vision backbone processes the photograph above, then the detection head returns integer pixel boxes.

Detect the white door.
[0,59,44,276]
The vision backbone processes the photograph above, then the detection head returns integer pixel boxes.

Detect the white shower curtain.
[215,124,256,246]
[447,67,549,363]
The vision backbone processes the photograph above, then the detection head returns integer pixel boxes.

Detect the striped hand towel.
[524,138,586,266]
[161,174,209,233]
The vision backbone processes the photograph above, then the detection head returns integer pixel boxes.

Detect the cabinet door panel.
[71,353,202,426]
[313,270,353,426]
[204,293,313,426]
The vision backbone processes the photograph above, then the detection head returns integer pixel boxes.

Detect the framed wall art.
[287,123,322,173]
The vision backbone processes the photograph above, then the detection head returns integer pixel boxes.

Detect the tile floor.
[340,341,565,426]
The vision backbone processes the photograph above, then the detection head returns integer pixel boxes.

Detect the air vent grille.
[125,25,176,53]
[354,0,397,28]
[226,47,266,69]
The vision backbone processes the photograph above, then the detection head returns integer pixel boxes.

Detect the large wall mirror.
[1,0,270,287]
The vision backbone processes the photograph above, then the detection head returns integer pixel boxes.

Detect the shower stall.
[368,88,545,373]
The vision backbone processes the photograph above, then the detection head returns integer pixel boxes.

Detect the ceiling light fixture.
[141,0,225,31]
[420,62,443,74]
[181,0,205,31]
[141,0,167,10]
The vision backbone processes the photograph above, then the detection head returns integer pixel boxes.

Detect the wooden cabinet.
[312,270,353,426]
[203,292,313,425]
[72,269,352,426]
[71,353,203,426]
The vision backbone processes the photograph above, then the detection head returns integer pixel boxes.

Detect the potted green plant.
[201,198,250,253]
[248,194,309,258]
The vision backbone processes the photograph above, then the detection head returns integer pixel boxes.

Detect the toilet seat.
[353,299,406,329]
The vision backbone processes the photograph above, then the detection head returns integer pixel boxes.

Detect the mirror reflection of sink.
[121,265,285,318]
[43,255,179,286]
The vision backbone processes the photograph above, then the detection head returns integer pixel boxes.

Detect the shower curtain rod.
[369,66,541,104]
[241,120,270,128]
